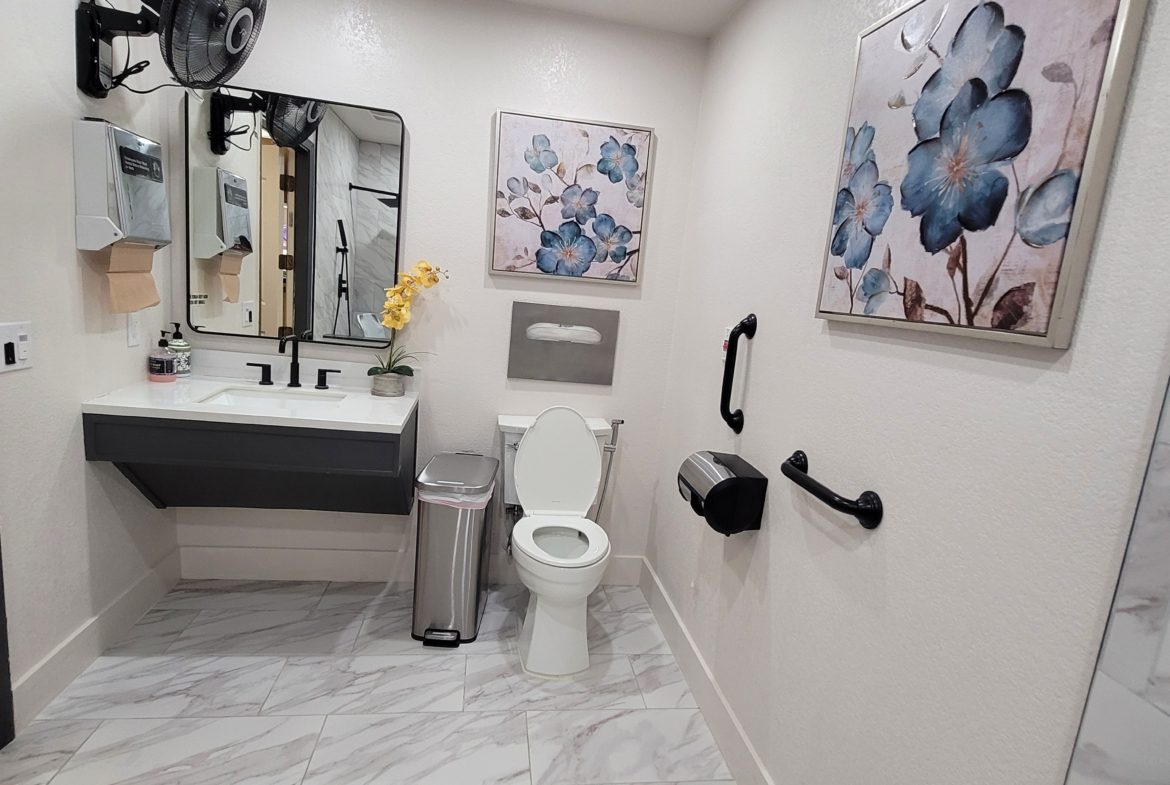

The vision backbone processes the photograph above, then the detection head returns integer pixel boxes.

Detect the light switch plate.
[242,301,256,328]
[0,322,32,374]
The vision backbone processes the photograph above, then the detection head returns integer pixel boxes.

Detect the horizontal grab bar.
[781,451,883,530]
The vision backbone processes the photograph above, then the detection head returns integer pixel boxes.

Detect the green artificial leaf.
[367,367,387,376]
[390,365,415,377]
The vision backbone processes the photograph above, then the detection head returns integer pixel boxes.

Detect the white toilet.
[508,406,611,676]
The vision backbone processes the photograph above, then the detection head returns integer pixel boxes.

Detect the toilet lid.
[514,406,602,516]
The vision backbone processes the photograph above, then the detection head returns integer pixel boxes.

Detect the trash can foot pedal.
[421,628,461,648]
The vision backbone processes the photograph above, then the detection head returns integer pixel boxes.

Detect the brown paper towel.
[219,252,245,303]
[105,243,160,313]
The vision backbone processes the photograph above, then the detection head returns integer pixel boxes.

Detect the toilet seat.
[512,515,610,568]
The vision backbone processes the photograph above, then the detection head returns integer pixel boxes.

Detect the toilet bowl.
[510,406,611,676]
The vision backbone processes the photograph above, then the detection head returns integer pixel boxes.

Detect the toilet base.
[519,592,591,677]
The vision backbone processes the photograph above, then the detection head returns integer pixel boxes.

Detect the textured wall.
[643,1,1170,783]
[0,1,178,725]
[177,0,708,567]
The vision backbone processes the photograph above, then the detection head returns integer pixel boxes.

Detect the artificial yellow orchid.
[374,261,448,376]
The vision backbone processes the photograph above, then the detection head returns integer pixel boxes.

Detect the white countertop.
[82,376,418,434]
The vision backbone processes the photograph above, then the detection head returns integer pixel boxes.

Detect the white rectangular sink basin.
[199,387,347,413]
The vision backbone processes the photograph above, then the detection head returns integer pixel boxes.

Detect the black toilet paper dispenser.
[678,452,767,536]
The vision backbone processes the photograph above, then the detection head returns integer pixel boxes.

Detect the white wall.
[644,1,1170,784]
[175,0,708,578]
[0,1,179,729]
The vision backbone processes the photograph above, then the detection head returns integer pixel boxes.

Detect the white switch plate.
[242,301,256,328]
[127,312,142,347]
[0,322,32,374]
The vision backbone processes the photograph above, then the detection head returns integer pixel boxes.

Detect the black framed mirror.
[184,87,404,346]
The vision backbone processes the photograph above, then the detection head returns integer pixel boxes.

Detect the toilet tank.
[498,415,612,508]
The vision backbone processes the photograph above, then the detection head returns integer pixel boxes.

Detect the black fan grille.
[159,0,266,89]
[266,96,324,149]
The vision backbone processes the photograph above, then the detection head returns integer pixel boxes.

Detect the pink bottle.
[148,333,177,383]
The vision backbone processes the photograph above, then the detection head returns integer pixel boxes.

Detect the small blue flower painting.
[818,0,1138,347]
[492,112,652,284]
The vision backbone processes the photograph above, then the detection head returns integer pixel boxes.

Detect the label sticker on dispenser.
[118,147,164,183]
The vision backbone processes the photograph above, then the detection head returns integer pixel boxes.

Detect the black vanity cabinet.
[83,409,418,515]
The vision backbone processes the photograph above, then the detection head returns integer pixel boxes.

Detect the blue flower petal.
[539,230,560,249]
[901,139,945,217]
[849,160,880,195]
[507,177,525,197]
[831,218,853,258]
[533,134,551,151]
[594,214,616,239]
[920,201,964,254]
[582,189,599,206]
[957,168,1010,232]
[964,90,1032,165]
[865,183,894,236]
[613,225,633,246]
[842,220,875,270]
[536,248,558,273]
[940,79,988,146]
[852,123,876,167]
[610,246,628,263]
[558,221,582,242]
[1017,169,1079,248]
[539,150,558,169]
[864,291,891,316]
[834,189,855,226]
[859,268,892,300]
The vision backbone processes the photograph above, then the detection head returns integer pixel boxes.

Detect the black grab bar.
[781,451,883,529]
[721,314,757,433]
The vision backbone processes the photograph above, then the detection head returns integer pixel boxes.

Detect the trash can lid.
[417,453,500,496]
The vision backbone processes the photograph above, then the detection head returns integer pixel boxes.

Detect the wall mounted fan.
[209,91,324,154]
[76,0,266,99]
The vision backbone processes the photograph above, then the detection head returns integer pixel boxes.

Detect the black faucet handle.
[246,362,274,386]
[315,369,342,391]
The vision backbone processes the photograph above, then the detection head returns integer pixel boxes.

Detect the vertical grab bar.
[721,314,757,434]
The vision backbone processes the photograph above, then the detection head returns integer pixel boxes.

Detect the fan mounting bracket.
[76,1,161,98]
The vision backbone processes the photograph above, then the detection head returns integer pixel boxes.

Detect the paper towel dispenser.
[191,166,254,260]
[73,119,171,251]
[678,451,767,536]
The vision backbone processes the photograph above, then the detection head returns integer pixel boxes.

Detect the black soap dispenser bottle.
[165,322,192,377]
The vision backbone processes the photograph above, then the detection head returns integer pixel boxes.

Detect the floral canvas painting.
[491,111,652,284]
[817,0,1141,346]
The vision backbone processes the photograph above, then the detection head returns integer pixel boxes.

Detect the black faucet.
[278,334,302,388]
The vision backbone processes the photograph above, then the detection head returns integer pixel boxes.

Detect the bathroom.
[0,0,1168,782]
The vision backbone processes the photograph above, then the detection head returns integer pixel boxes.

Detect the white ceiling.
[331,104,404,146]
[501,0,744,37]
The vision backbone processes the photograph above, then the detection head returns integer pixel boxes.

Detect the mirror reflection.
[185,88,404,344]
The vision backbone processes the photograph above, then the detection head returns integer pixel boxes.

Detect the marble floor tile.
[166,610,363,655]
[104,609,200,655]
[301,712,530,785]
[39,655,285,720]
[155,580,329,611]
[262,655,465,714]
[605,586,651,614]
[464,653,643,711]
[0,720,100,785]
[49,716,324,785]
[589,612,671,655]
[630,655,697,709]
[316,582,414,614]
[1067,671,1170,785]
[354,608,519,656]
[527,708,730,785]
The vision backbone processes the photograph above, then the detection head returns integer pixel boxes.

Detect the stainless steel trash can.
[412,453,499,647]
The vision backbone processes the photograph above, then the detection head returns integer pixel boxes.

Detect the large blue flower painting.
[819,0,1128,344]
[492,112,652,284]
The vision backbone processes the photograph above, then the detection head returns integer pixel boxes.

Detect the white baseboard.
[179,546,415,583]
[180,546,645,587]
[641,558,774,785]
[489,553,644,586]
[12,550,180,731]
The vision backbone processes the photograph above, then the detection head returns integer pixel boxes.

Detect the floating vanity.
[82,378,418,514]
